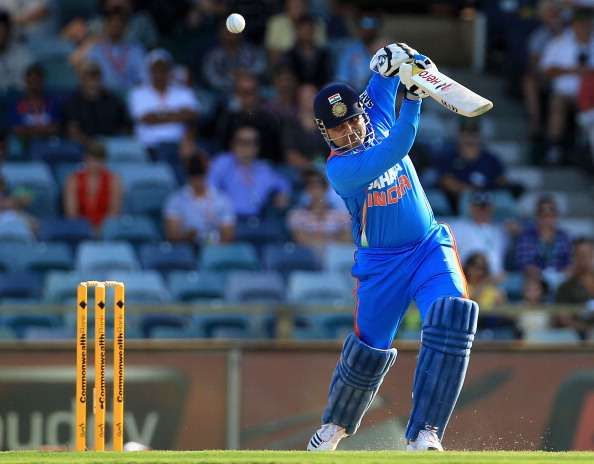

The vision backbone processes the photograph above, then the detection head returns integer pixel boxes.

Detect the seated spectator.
[556,237,594,305]
[0,173,36,235]
[0,10,32,93]
[437,120,510,214]
[513,195,571,276]
[540,6,594,164]
[449,191,507,280]
[265,64,299,119]
[213,71,283,163]
[265,0,326,65]
[209,125,290,218]
[9,63,60,142]
[202,23,266,94]
[521,276,550,307]
[128,49,199,149]
[82,6,146,95]
[283,84,327,169]
[64,61,130,146]
[335,14,383,91]
[3,0,52,42]
[464,253,506,311]
[288,169,350,248]
[164,155,235,244]
[64,142,122,230]
[283,14,331,87]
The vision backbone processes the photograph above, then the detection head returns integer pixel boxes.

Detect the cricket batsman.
[307,43,479,452]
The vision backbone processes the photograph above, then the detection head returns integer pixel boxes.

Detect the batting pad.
[405,297,479,441]
[322,332,397,434]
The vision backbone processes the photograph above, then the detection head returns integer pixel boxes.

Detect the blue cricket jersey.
[326,74,436,248]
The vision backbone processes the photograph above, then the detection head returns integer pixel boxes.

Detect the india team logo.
[331,102,347,117]
[328,93,342,104]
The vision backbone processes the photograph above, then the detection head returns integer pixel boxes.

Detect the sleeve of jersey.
[364,73,400,132]
[327,98,421,196]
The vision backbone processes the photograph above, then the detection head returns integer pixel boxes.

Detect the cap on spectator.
[459,118,481,134]
[470,191,492,206]
[147,49,173,67]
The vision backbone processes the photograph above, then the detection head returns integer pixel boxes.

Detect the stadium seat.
[140,242,196,272]
[41,57,78,92]
[76,241,139,272]
[23,327,74,341]
[24,242,74,272]
[498,272,524,303]
[0,215,35,242]
[301,313,355,339]
[53,162,81,189]
[100,215,160,245]
[29,139,83,164]
[200,243,259,272]
[524,328,580,344]
[460,189,517,220]
[107,270,171,303]
[4,314,63,339]
[0,272,42,300]
[517,191,569,217]
[39,218,94,245]
[225,271,285,303]
[102,136,148,163]
[30,36,74,60]
[0,326,16,340]
[167,271,225,302]
[1,162,57,217]
[234,216,287,246]
[263,243,321,276]
[193,314,254,339]
[324,243,356,274]
[287,271,352,305]
[563,218,594,239]
[44,271,108,304]
[506,166,543,191]
[140,314,191,339]
[425,189,452,216]
[149,326,201,339]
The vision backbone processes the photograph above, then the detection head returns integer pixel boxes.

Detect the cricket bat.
[410,65,493,117]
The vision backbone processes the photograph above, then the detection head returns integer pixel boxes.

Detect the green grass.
[1,451,594,464]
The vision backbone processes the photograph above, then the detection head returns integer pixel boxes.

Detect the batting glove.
[399,53,435,100]
[370,42,418,78]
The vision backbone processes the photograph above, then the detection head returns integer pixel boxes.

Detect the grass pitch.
[1,451,594,464]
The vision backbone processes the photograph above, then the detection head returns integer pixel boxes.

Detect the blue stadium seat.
[41,57,78,92]
[1,162,57,217]
[76,241,139,272]
[29,139,83,164]
[324,243,356,274]
[235,216,287,246]
[200,243,259,272]
[25,242,74,272]
[498,272,524,302]
[53,162,81,189]
[524,328,580,344]
[263,243,321,276]
[4,314,63,339]
[295,313,354,340]
[102,136,148,163]
[100,215,160,245]
[193,314,254,339]
[167,271,225,302]
[39,218,94,245]
[140,314,191,339]
[287,271,352,305]
[23,327,74,341]
[140,242,196,272]
[225,271,285,303]
[425,189,452,216]
[0,272,42,300]
[0,216,35,242]
[30,37,74,60]
[107,270,170,303]
[44,271,108,304]
[149,326,201,339]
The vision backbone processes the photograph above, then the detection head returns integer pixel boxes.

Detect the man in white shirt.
[164,155,235,244]
[449,191,507,279]
[128,49,199,148]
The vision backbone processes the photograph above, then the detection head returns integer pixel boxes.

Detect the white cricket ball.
[226,13,245,34]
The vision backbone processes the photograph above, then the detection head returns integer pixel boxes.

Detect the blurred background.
[0,0,593,453]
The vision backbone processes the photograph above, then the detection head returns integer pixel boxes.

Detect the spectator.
[540,6,594,164]
[213,71,283,164]
[64,61,130,146]
[449,191,507,280]
[83,6,146,94]
[437,119,510,215]
[288,169,350,248]
[202,23,266,94]
[164,155,235,244]
[209,125,290,218]
[514,195,571,275]
[335,14,383,91]
[265,64,299,119]
[283,14,331,87]
[9,63,60,142]
[64,142,122,230]
[3,0,52,42]
[463,252,506,311]
[0,173,36,236]
[283,84,327,169]
[0,10,32,93]
[556,237,594,304]
[521,276,550,307]
[265,0,326,65]
[128,49,199,149]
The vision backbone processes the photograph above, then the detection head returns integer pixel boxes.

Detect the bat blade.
[410,66,493,117]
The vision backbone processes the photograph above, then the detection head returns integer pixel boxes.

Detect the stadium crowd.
[0,0,593,341]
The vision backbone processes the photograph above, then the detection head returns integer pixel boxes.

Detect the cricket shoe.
[307,423,347,451]
[406,430,444,451]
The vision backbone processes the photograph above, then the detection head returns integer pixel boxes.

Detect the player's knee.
[423,297,479,355]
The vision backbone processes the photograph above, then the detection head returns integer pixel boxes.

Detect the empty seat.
[167,271,225,302]
[235,216,287,246]
[140,242,196,271]
[225,271,285,303]
[149,326,200,339]
[325,243,356,274]
[0,272,42,300]
[310,313,354,339]
[193,314,254,339]
[563,218,594,239]
[102,136,148,163]
[524,328,580,344]
[39,218,94,244]
[287,271,352,305]
[107,270,170,303]
[44,271,108,304]
[0,215,34,242]
[76,241,139,272]
[41,57,78,92]
[425,189,452,216]
[23,327,74,341]
[100,215,160,245]
[140,314,191,339]
[263,243,321,275]
[200,243,259,272]
[25,242,74,272]
[4,314,63,339]
[1,162,57,216]
[29,139,83,164]
[506,166,543,191]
